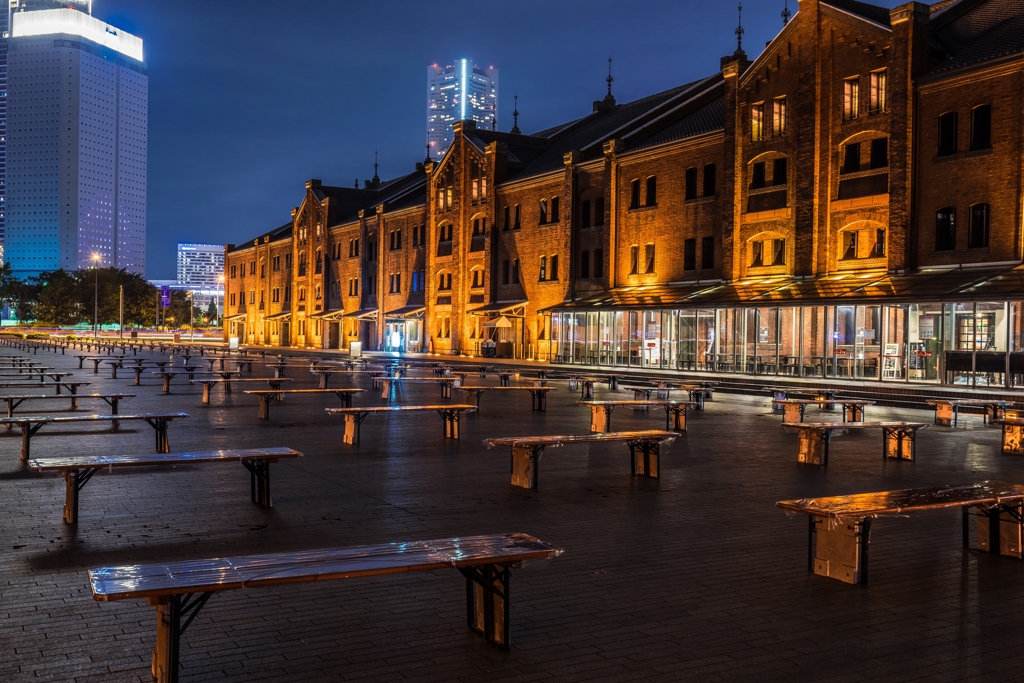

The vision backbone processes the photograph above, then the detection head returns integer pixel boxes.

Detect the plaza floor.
[3,347,1024,682]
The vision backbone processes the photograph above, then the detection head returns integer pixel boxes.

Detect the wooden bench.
[782,421,929,465]
[577,400,697,433]
[380,377,462,399]
[151,370,215,393]
[244,388,366,419]
[926,399,1014,427]
[89,533,562,681]
[776,399,876,424]
[190,377,293,404]
[763,386,794,413]
[308,367,371,389]
[484,430,678,489]
[1,393,134,424]
[0,412,189,460]
[990,418,1024,454]
[326,404,477,445]
[30,447,301,523]
[776,481,1024,584]
[457,385,557,411]
[619,385,708,410]
[0,380,89,396]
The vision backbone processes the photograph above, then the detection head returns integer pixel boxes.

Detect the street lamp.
[91,253,100,338]
[217,274,225,330]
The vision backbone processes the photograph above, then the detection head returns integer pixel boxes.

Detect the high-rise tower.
[7,7,147,277]
[426,60,498,157]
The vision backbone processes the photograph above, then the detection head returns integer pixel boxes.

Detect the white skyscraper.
[176,243,224,288]
[7,8,147,277]
[426,60,498,157]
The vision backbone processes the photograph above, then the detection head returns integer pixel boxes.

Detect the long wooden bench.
[619,385,709,410]
[188,377,292,403]
[776,481,1024,584]
[89,532,562,682]
[457,385,557,411]
[0,380,89,396]
[0,412,189,460]
[782,421,929,465]
[244,388,366,419]
[577,400,697,433]
[484,430,678,489]
[151,370,216,393]
[776,399,876,424]
[326,404,477,445]
[30,447,301,523]
[1,393,134,424]
[926,398,1014,427]
[380,377,462,399]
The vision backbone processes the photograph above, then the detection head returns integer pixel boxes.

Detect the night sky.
[93,0,905,279]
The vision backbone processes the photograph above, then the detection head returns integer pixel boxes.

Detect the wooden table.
[244,388,366,419]
[782,421,929,465]
[577,400,698,433]
[776,399,876,424]
[458,386,557,411]
[926,399,1015,427]
[326,404,477,445]
[777,481,1024,584]
[0,411,189,460]
[0,392,134,424]
[190,377,292,403]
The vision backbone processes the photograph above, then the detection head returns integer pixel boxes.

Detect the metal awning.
[470,300,527,317]
[384,305,425,319]
[482,315,513,328]
[342,308,378,320]
[263,311,291,321]
[309,309,347,320]
[223,312,247,321]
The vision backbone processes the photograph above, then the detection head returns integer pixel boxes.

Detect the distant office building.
[426,60,497,157]
[0,1,92,248]
[177,243,224,288]
[6,7,147,277]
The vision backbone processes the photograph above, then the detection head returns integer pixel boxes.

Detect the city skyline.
[426,59,498,157]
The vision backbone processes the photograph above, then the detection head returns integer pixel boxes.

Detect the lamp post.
[217,274,225,330]
[91,253,100,338]
[189,290,194,343]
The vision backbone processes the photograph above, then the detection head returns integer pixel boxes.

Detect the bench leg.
[796,428,830,466]
[258,395,271,420]
[783,403,802,424]
[162,376,170,393]
[582,382,594,400]
[975,502,1024,558]
[460,563,511,649]
[884,428,916,461]
[589,406,609,433]
[845,404,865,422]
[63,468,97,524]
[318,374,327,389]
[629,441,660,478]
[667,406,685,432]
[243,460,272,507]
[511,445,541,489]
[149,592,213,683]
[343,414,361,445]
[441,383,451,399]
[20,424,32,462]
[934,403,953,426]
[201,384,211,404]
[810,516,870,584]
[154,420,170,453]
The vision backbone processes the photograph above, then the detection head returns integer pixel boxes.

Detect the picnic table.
[484,430,678,489]
[776,481,1024,584]
[1,393,134,424]
[926,398,1015,427]
[577,400,697,433]
[0,411,189,460]
[458,385,557,411]
[782,421,929,465]
[326,404,477,445]
[191,377,292,404]
[30,447,302,523]
[244,388,366,419]
[89,533,562,680]
[776,399,875,424]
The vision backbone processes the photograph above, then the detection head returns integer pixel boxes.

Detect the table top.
[0,393,135,400]
[89,532,562,601]
[327,405,477,414]
[243,388,367,395]
[0,411,189,424]
[0,381,89,386]
[776,481,1024,520]
[926,399,1017,407]
[778,399,877,406]
[485,430,678,448]
[783,421,929,430]
[459,386,556,391]
[30,447,301,471]
[577,400,697,407]
[190,377,293,384]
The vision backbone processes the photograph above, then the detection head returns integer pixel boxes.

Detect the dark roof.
[928,0,1024,74]
[626,97,726,152]
[227,222,292,253]
[822,0,893,26]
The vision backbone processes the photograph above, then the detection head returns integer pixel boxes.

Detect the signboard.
[915,350,933,357]
[883,343,902,379]
[919,315,935,340]
[833,348,848,356]
[160,286,171,308]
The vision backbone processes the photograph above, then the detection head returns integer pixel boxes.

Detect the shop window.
[645,176,657,206]
[969,203,990,248]
[580,250,590,278]
[701,236,714,269]
[644,244,655,273]
[870,138,888,169]
[842,143,861,174]
[684,239,696,271]
[772,96,787,136]
[580,200,591,228]
[703,164,716,197]
[843,77,859,120]
[772,157,788,186]
[685,167,698,200]
[630,179,640,209]
[751,162,766,189]
[938,112,958,156]
[630,245,639,275]
[751,102,764,141]
[970,105,991,151]
[869,70,887,112]
[935,207,956,250]
[594,197,605,226]
[593,249,604,278]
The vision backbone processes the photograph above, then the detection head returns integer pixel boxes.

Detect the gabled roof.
[626,97,725,152]
[822,0,893,27]
[227,222,292,253]
[928,0,1024,75]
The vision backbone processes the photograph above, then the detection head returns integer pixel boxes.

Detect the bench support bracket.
[241,459,272,507]
[63,467,98,524]
[458,563,510,650]
[149,591,214,683]
[628,440,661,478]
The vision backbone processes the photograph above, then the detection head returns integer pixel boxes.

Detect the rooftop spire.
[735,3,745,54]
[606,56,614,99]
[510,94,521,135]
[425,140,431,164]
[372,151,379,185]
[781,0,791,26]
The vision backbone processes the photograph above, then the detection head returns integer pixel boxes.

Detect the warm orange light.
[91,253,100,263]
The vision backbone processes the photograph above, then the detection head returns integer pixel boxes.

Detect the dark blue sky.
[95,0,903,279]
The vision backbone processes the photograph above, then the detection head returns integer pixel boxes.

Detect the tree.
[206,299,218,325]
[33,270,85,325]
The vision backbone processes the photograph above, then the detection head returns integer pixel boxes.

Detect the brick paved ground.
[4,348,1024,681]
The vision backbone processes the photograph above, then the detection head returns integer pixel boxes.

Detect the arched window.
[298,251,307,276]
[314,249,322,274]
[438,271,452,291]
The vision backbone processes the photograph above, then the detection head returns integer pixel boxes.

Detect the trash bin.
[173,332,181,343]
[130,331,138,339]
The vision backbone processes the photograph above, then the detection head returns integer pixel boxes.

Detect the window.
[438,272,452,290]
[580,200,591,228]
[472,218,483,236]
[594,197,605,226]
[869,70,887,113]
[272,288,280,303]
[502,259,510,285]
[874,229,886,257]
[366,239,377,262]
[752,238,786,267]
[630,245,639,274]
[250,260,256,276]
[842,143,860,174]
[969,203,990,249]
[645,244,655,273]
[285,254,292,269]
[538,255,547,281]
[843,77,860,120]
[970,105,991,151]
[438,224,453,242]
[841,231,858,260]
[630,179,641,209]
[772,157,788,186]
[935,207,956,251]
[685,167,698,200]
[315,285,322,301]
[550,255,559,280]
[471,268,484,288]
[389,229,402,250]
[580,250,590,278]
[298,252,307,276]
[284,285,291,301]
[751,162,766,189]
[551,197,560,222]
[869,138,888,169]
[684,239,696,271]
[231,265,237,278]
[512,259,520,284]
[645,177,657,206]
[230,293,236,306]
[503,205,511,231]
[272,256,279,271]
[701,236,714,269]
[539,199,548,224]
[349,238,359,258]
[366,275,376,296]
[314,249,322,274]
[593,249,604,278]
[938,112,958,156]
[703,164,716,197]
[773,96,787,136]
[751,103,764,141]
[514,204,521,230]
[298,287,306,302]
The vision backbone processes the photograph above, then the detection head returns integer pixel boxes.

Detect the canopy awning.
[263,311,291,321]
[384,305,425,319]
[342,308,378,320]
[309,309,347,320]
[482,315,513,328]
[470,300,527,317]
[223,312,247,321]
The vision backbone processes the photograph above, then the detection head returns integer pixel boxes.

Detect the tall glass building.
[426,60,497,157]
[177,243,224,288]
[6,7,147,277]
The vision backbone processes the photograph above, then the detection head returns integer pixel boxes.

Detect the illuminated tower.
[426,60,498,157]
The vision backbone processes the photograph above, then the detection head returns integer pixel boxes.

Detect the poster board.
[882,343,901,379]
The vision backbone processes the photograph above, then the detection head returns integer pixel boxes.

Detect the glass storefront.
[549,302,1024,388]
